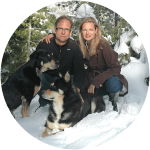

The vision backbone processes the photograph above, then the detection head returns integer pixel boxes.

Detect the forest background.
[1,0,138,82]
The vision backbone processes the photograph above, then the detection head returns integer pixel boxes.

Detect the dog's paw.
[41,128,52,138]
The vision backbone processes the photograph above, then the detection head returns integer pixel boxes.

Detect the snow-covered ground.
[0,36,150,150]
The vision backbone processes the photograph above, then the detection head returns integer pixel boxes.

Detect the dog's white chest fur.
[52,96,64,129]
[53,100,64,121]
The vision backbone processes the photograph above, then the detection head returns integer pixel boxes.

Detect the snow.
[1,68,9,85]
[130,35,143,54]
[104,35,115,45]
[115,42,129,55]
[49,12,60,19]
[114,29,135,52]
[1,68,9,73]
[40,31,47,34]
[11,29,149,148]
[48,2,77,17]
[40,19,49,25]
[75,3,97,20]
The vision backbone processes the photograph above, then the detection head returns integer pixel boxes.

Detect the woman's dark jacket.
[84,37,128,96]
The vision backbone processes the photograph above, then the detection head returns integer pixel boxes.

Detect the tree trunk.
[27,21,31,50]
[119,17,122,46]
[96,4,100,25]
[115,13,118,27]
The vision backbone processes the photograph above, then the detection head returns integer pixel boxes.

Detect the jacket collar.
[53,37,70,49]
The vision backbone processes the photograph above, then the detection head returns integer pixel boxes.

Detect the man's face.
[54,19,73,46]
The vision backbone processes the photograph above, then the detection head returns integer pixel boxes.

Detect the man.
[36,15,85,107]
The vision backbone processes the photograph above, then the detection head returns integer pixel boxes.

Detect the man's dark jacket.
[36,37,85,89]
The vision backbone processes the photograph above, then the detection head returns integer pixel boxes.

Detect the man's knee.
[40,73,51,83]
[38,73,54,107]
[38,73,55,99]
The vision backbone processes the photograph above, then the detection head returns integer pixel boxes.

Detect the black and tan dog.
[41,71,105,137]
[2,49,59,118]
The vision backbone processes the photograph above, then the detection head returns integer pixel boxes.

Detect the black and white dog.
[41,71,105,137]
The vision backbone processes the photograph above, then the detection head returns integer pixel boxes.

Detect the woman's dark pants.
[94,76,123,97]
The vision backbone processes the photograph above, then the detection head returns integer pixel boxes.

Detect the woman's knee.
[105,76,122,93]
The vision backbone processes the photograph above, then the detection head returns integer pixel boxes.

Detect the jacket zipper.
[59,46,61,61]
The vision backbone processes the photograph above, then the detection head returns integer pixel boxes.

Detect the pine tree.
[1,6,56,82]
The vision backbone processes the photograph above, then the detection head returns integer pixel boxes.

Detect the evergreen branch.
[30,41,37,46]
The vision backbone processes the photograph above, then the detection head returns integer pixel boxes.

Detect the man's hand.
[40,34,54,44]
[88,84,95,94]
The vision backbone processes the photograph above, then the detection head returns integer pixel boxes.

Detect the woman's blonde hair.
[79,17,102,58]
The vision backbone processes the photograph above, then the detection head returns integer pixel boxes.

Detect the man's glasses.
[56,27,71,33]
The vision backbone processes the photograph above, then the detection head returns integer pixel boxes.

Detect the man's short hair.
[55,15,73,29]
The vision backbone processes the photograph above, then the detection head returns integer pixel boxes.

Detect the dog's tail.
[91,97,97,113]
[91,96,105,113]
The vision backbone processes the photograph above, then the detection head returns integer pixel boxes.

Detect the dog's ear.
[59,72,63,78]
[71,82,78,94]
[64,71,70,82]
[41,61,44,66]
[36,68,42,77]
[50,82,54,86]
[58,89,64,95]
[30,50,39,60]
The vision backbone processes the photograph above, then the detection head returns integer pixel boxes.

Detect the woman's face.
[81,22,97,42]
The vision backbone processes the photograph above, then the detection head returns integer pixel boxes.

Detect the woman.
[41,17,128,112]
[79,17,128,112]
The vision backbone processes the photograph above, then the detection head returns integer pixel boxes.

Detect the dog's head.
[30,49,60,72]
[42,71,74,101]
